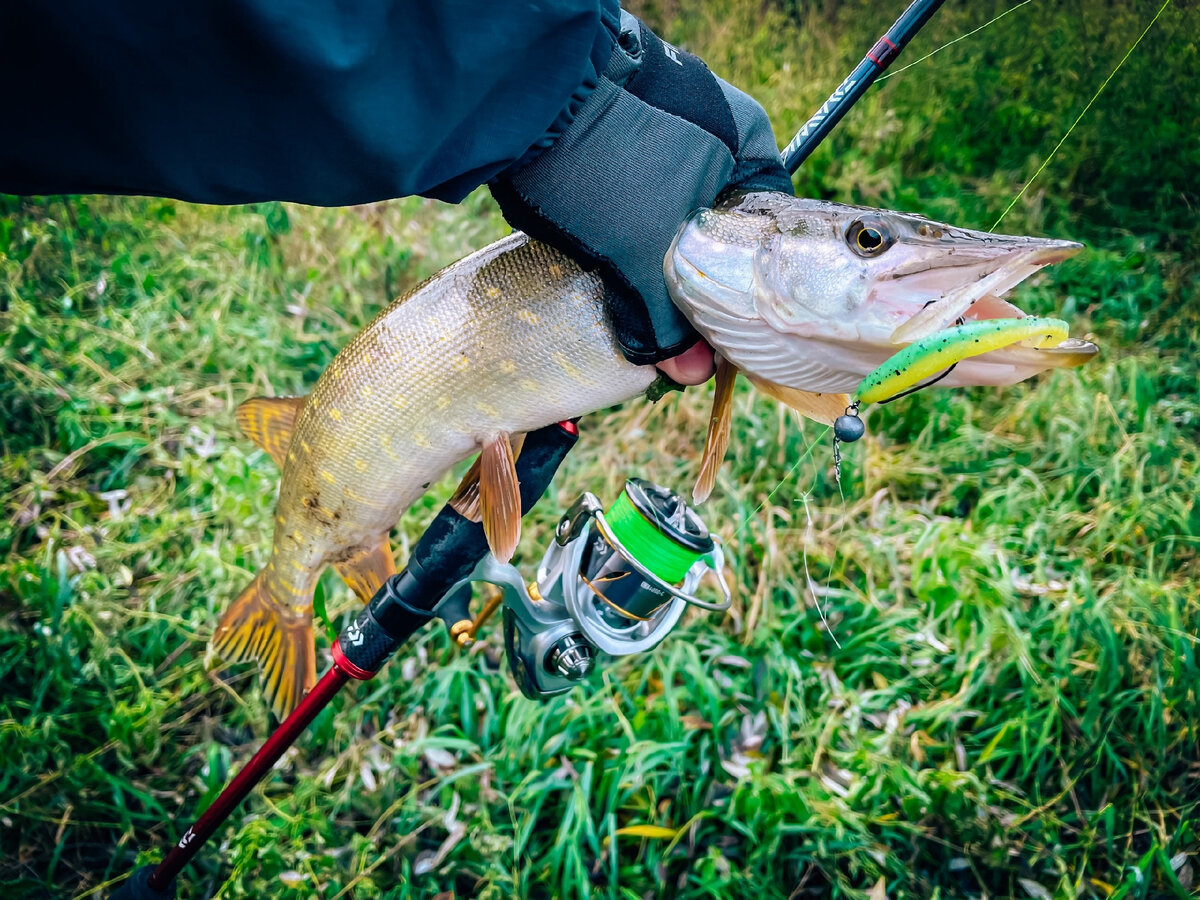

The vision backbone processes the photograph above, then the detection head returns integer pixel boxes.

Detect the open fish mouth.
[887,240,1082,342]
[665,195,1099,394]
[881,241,1099,390]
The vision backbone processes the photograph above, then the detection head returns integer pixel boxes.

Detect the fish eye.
[847,220,892,258]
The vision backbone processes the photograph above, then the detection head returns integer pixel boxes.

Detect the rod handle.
[108,865,177,900]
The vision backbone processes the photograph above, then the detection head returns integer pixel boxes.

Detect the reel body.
[446,479,730,700]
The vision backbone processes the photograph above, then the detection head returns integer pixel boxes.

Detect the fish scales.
[217,234,655,716]
[278,235,652,578]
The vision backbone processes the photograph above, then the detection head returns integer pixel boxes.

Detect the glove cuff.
[492,76,734,363]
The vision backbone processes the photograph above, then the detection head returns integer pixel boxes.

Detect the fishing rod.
[110,4,946,897]
[781,0,946,174]
[112,422,730,898]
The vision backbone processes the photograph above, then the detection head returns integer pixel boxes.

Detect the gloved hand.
[490,10,792,375]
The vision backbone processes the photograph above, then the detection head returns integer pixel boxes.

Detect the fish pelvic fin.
[743,375,849,427]
[212,569,316,719]
[236,396,306,467]
[479,433,523,564]
[449,456,484,523]
[452,433,525,526]
[694,357,738,505]
[333,537,397,603]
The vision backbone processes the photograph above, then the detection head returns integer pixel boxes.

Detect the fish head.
[666,191,1097,395]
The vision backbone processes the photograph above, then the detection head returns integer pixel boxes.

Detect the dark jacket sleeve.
[2,1,618,206]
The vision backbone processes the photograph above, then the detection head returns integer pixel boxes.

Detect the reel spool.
[578,478,715,621]
[452,478,730,700]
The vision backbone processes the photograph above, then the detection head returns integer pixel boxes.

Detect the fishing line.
[991,0,1173,230]
[748,0,1171,648]
[727,416,847,644]
[877,0,1037,82]
[877,362,958,403]
[732,425,829,543]
[799,490,843,649]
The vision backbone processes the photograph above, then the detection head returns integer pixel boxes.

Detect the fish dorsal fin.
[236,396,306,466]
[333,536,398,603]
[743,375,849,426]
[479,433,522,563]
[694,357,738,504]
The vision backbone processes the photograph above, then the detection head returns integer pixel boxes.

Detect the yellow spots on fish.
[426,317,456,344]
[292,530,305,543]
[354,459,368,473]
[453,355,470,372]
[276,514,286,524]
[499,359,517,375]
[486,285,502,299]
[286,449,297,464]
[552,351,583,380]
[343,486,384,508]
[275,574,306,594]
[291,559,307,572]
[360,385,373,399]
[320,470,337,485]
[547,263,564,279]
[475,400,500,418]
[331,364,344,380]
[517,309,539,326]
[300,440,312,454]
[412,431,433,450]
[392,396,409,410]
[436,395,451,411]
[268,561,276,571]
[328,408,342,422]
[520,378,540,392]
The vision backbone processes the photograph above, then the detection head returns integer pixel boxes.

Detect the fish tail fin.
[212,570,316,719]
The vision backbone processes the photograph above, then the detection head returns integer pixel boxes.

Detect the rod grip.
[108,865,177,900]
[336,420,579,672]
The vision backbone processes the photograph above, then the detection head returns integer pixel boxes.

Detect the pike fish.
[216,192,1097,716]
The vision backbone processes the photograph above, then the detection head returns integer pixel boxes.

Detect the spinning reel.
[436,478,731,699]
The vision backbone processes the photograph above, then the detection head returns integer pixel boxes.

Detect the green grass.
[3,1,1198,898]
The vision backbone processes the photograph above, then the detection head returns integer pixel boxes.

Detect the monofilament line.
[735,424,845,648]
[735,426,828,541]
[878,0,1036,82]
[799,490,842,649]
[992,0,1173,231]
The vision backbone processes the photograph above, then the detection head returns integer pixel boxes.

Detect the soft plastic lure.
[856,317,1070,405]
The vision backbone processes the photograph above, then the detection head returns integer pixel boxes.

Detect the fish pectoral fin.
[479,432,522,564]
[212,570,316,720]
[236,396,306,467]
[450,432,525,525]
[333,537,398,603]
[744,375,850,427]
[694,357,738,504]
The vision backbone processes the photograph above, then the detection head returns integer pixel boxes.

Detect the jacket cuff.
[500,1,622,179]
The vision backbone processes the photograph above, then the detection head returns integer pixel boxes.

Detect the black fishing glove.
[490,11,793,366]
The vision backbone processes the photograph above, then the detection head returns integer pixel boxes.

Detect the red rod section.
[148,665,351,890]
